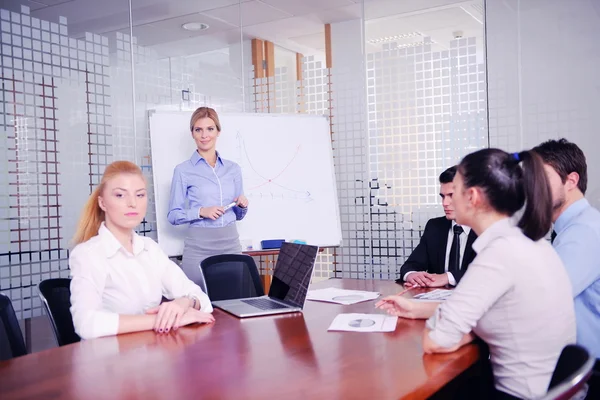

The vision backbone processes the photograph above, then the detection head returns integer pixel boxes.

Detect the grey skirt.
[181,224,242,287]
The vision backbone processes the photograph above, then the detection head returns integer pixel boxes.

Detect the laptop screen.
[268,243,318,308]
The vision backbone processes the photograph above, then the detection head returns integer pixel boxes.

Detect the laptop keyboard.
[241,298,289,310]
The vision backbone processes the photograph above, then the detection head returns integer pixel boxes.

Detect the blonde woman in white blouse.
[70,161,214,340]
[377,149,575,399]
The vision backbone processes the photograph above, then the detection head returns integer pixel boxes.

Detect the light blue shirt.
[553,198,600,359]
[167,151,247,228]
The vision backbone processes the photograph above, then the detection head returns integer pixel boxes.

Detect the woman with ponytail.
[377,149,576,399]
[70,161,214,340]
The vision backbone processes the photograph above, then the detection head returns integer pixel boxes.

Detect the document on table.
[306,287,380,305]
[413,289,452,302]
[328,313,398,333]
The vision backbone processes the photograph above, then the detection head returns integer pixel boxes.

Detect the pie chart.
[348,319,376,328]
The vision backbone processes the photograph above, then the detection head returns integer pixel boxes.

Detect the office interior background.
[0,0,599,347]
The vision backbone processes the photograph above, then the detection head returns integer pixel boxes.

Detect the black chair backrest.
[38,278,80,346]
[0,293,27,361]
[540,344,595,400]
[200,254,265,301]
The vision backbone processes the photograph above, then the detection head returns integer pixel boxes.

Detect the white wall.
[487,0,600,207]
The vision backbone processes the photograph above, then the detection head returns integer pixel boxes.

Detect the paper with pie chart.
[412,289,452,302]
[306,287,380,305]
[328,314,398,333]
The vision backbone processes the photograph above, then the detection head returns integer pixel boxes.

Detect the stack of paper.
[413,289,452,302]
[306,287,380,305]
[328,313,398,332]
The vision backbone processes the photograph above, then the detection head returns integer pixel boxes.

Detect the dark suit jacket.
[397,216,477,284]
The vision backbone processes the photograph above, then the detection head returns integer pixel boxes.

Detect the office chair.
[0,293,27,361]
[38,278,80,346]
[200,254,265,301]
[539,344,595,400]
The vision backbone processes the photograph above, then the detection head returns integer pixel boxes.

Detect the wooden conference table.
[0,279,479,400]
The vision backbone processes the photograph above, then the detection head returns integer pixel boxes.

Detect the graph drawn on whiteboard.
[234,131,314,203]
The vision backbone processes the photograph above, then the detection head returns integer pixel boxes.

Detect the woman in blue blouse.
[168,107,248,284]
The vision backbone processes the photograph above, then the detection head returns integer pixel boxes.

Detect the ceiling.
[0,0,484,59]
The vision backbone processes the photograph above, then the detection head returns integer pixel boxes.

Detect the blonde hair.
[190,107,221,132]
[72,161,144,245]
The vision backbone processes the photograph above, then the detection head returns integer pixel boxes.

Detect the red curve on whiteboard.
[247,145,302,191]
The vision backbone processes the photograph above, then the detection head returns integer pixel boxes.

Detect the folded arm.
[157,246,213,314]
[423,328,475,353]
[70,248,157,339]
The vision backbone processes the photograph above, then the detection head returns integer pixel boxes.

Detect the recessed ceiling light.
[182,22,209,31]
[367,32,422,44]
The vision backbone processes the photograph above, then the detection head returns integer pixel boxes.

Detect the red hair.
[72,161,144,245]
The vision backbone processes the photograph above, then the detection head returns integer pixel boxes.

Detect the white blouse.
[69,223,213,339]
[426,218,575,398]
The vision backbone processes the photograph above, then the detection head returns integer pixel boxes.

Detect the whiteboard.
[149,111,342,257]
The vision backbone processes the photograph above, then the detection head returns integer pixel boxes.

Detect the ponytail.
[72,186,104,245]
[515,150,553,241]
[71,160,144,246]
[459,148,553,242]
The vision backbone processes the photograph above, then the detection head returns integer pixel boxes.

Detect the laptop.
[212,242,319,318]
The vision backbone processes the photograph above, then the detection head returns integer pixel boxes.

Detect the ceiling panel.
[15,0,132,22]
[149,28,242,58]
[2,0,483,57]
[364,0,468,21]
[1,0,75,12]
[29,0,72,4]
[365,6,482,40]
[143,12,235,32]
[307,3,362,24]
[1,0,249,35]
[3,1,50,12]
[258,0,354,16]
[391,7,478,30]
[242,15,324,41]
[128,12,237,46]
[202,0,292,27]
[130,0,252,22]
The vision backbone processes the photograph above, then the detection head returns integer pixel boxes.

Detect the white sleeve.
[151,241,213,313]
[446,272,457,286]
[427,248,513,348]
[69,246,119,339]
[403,271,417,280]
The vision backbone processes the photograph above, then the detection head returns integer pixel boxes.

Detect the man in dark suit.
[397,166,477,287]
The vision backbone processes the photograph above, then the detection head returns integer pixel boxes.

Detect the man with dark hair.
[534,138,600,399]
[397,166,477,288]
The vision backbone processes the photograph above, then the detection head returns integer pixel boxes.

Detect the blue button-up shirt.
[167,151,247,228]
[553,198,600,359]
